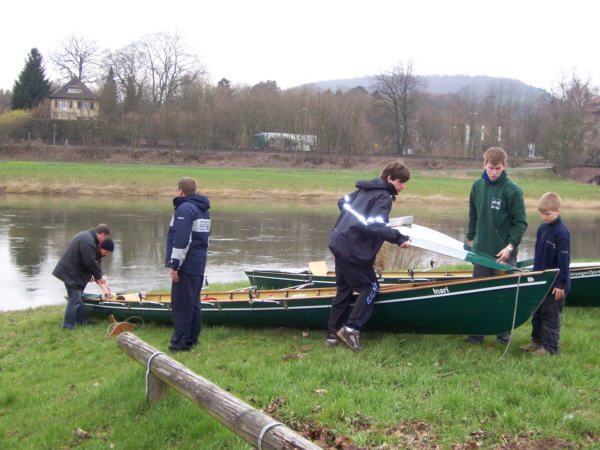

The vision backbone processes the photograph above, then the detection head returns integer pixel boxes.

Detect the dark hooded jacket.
[533,216,571,292]
[52,229,103,287]
[328,177,408,267]
[165,194,211,274]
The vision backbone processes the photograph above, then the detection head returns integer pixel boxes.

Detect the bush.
[0,110,33,141]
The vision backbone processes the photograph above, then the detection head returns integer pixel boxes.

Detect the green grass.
[2,160,600,204]
[1,288,598,448]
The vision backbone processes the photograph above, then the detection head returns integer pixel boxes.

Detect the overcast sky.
[1,0,598,93]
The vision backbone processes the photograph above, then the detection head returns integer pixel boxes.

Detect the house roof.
[50,78,96,100]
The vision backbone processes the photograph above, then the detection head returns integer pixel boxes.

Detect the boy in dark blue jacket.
[327,161,411,351]
[521,192,570,355]
[165,177,211,351]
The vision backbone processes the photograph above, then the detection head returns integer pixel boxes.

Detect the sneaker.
[532,346,549,355]
[520,342,540,352]
[336,326,361,351]
[325,335,339,348]
[465,335,484,344]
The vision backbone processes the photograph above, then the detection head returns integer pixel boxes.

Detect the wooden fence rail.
[116,332,321,450]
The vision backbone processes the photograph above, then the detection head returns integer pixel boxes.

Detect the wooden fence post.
[117,332,321,450]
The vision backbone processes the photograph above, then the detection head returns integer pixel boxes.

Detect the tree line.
[2,32,599,172]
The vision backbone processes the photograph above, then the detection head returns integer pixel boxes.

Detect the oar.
[389,216,519,272]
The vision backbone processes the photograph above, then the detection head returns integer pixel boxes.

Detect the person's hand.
[170,269,179,282]
[496,245,513,263]
[552,287,565,301]
[98,275,108,284]
[396,234,410,248]
[399,239,411,249]
[101,282,112,298]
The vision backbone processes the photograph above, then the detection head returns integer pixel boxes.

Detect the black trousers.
[328,257,379,335]
[170,272,203,349]
[531,292,565,354]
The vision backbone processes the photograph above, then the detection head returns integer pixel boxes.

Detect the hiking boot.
[325,334,339,348]
[520,342,540,352]
[532,346,549,355]
[337,326,360,351]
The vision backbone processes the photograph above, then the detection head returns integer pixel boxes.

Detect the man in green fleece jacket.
[466,147,528,344]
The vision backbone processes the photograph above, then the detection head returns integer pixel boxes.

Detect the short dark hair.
[95,224,111,235]
[178,177,197,196]
[381,161,411,182]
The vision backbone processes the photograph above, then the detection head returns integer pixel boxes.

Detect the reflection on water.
[1,195,599,311]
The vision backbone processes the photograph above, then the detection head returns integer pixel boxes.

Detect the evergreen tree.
[11,48,52,110]
[99,67,120,124]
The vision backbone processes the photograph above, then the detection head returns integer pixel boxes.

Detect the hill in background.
[301,74,549,98]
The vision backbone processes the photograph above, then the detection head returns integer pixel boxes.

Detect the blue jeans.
[63,285,88,329]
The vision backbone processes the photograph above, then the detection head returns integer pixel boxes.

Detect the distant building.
[49,78,98,120]
[253,132,317,151]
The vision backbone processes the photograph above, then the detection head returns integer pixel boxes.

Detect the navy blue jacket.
[165,194,211,275]
[533,216,571,292]
[328,177,408,267]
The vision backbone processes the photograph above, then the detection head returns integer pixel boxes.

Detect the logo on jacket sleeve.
[192,218,211,232]
[490,198,502,210]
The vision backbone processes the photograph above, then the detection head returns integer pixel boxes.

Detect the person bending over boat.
[53,224,114,330]
[165,177,210,352]
[327,161,411,351]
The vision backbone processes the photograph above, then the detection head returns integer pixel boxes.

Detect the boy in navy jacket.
[521,192,570,355]
[327,161,411,351]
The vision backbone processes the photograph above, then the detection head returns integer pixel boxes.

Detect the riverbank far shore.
[1,160,599,210]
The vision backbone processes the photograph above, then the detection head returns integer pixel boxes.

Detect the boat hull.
[567,266,600,306]
[246,264,600,307]
[83,270,557,335]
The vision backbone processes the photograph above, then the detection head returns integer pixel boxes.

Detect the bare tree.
[542,73,598,172]
[107,44,146,113]
[50,35,103,84]
[374,62,424,154]
[137,32,205,106]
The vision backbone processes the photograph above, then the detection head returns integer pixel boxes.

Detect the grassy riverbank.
[1,160,600,208]
[1,285,599,448]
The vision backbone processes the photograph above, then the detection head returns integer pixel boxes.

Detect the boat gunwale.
[87,269,557,307]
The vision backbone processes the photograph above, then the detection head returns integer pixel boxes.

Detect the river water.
[1,195,599,311]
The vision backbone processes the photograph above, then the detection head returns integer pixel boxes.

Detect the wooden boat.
[83,269,557,335]
[245,262,600,307]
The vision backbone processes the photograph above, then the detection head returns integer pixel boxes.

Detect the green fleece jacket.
[466,170,527,257]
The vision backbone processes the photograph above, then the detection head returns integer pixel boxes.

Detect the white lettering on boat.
[433,286,450,295]
[571,269,600,278]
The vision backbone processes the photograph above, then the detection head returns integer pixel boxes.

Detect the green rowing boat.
[245,262,599,307]
[83,270,557,335]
